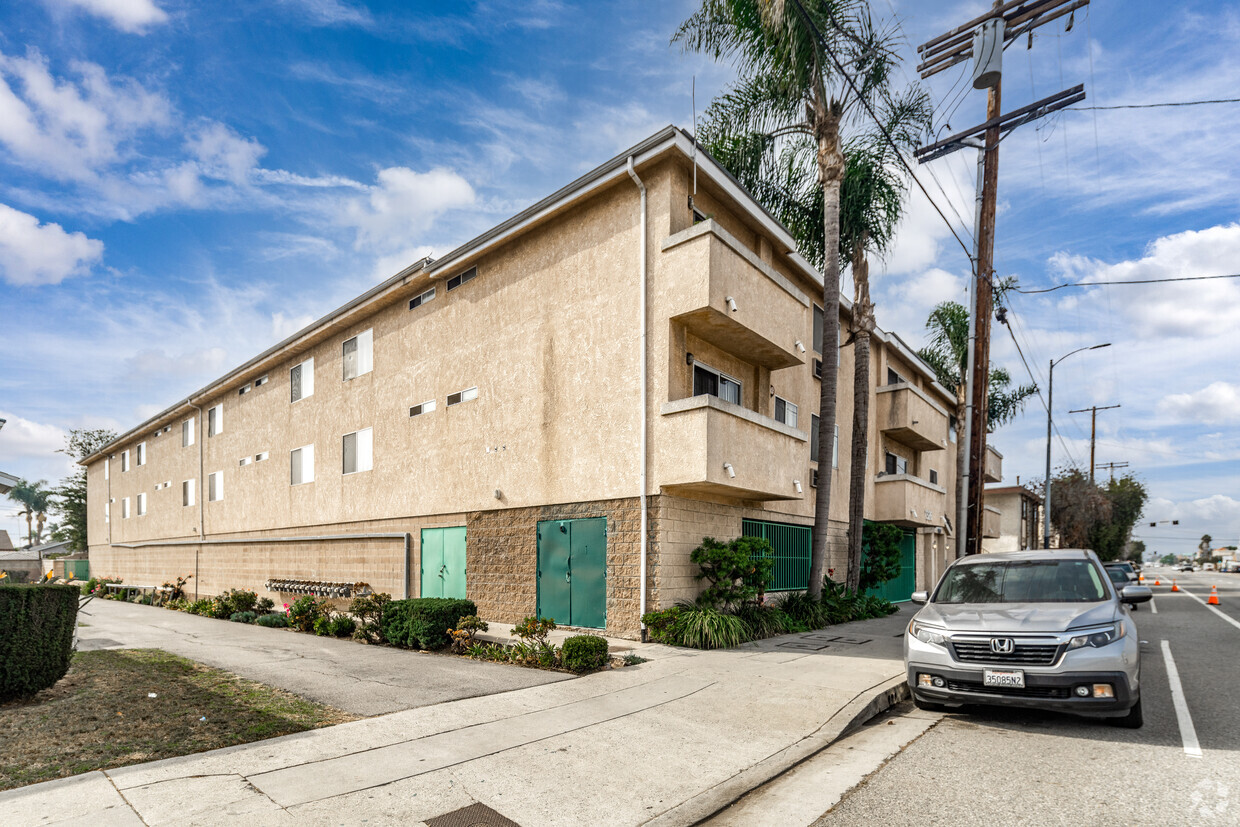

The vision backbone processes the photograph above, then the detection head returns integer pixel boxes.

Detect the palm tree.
[917,301,1037,546]
[676,0,910,597]
[7,478,53,575]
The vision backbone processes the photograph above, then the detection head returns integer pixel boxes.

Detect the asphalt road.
[813,569,1240,826]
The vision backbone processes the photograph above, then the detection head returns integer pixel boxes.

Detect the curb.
[643,675,910,827]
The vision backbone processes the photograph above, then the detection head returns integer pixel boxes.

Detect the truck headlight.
[909,620,948,646]
[1066,622,1125,650]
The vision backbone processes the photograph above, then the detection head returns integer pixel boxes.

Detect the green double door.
[537,517,607,629]
[867,530,917,603]
[421,526,467,599]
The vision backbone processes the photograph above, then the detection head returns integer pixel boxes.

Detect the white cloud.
[272,312,315,341]
[185,122,266,185]
[0,412,68,463]
[873,266,969,349]
[0,203,103,286]
[277,0,372,27]
[122,347,230,383]
[883,156,975,278]
[343,167,475,253]
[1159,382,1240,426]
[46,0,169,33]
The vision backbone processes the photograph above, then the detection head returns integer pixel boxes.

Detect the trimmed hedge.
[0,584,80,701]
[562,635,609,673]
[382,598,477,650]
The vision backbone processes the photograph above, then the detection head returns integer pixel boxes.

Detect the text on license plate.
[983,669,1025,688]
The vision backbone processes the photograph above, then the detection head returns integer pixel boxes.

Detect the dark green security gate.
[536,517,606,629]
[421,526,467,599]
[742,519,812,591]
[867,530,916,603]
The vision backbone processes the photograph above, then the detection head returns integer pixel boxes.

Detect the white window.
[342,428,373,474]
[183,479,195,507]
[833,425,839,469]
[290,445,314,485]
[239,456,252,466]
[182,418,195,447]
[409,286,436,310]
[254,375,268,387]
[255,451,269,462]
[122,497,131,519]
[409,399,436,417]
[342,329,373,380]
[136,442,146,466]
[104,458,109,481]
[446,267,477,291]
[207,404,223,437]
[290,357,314,402]
[447,387,478,406]
[105,501,110,523]
[137,492,147,516]
[208,471,223,502]
[121,450,130,472]
[774,396,798,428]
[884,451,909,477]
[238,384,251,396]
[692,363,741,405]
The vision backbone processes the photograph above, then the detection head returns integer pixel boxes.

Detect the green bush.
[382,598,477,650]
[640,606,685,644]
[329,615,357,638]
[218,589,258,616]
[287,595,333,633]
[185,598,213,616]
[256,596,275,613]
[561,635,609,673]
[256,612,289,628]
[448,615,488,652]
[81,576,121,597]
[675,606,750,649]
[313,616,333,636]
[0,584,80,701]
[229,611,257,624]
[734,603,792,639]
[691,536,775,611]
[349,592,392,644]
[860,521,906,592]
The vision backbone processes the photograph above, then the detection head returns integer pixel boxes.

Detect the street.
[812,569,1240,825]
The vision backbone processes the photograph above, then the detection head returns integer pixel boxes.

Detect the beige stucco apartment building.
[85,126,962,639]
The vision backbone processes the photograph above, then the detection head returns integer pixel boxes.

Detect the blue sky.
[1,0,1237,558]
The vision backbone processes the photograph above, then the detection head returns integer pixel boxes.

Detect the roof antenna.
[690,75,699,218]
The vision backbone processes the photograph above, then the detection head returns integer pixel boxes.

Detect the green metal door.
[537,517,607,628]
[421,527,467,599]
[867,530,917,603]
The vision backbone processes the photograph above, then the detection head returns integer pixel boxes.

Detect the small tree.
[691,536,775,612]
[858,521,904,592]
[50,428,117,553]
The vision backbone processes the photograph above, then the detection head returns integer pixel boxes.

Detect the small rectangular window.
[238,384,251,396]
[163,480,171,488]
[949,415,957,443]
[208,471,223,502]
[207,404,223,436]
[446,387,478,406]
[887,367,906,386]
[929,469,939,485]
[409,286,436,310]
[342,428,373,474]
[812,304,824,354]
[239,456,251,466]
[343,329,373,380]
[183,479,195,507]
[774,396,798,428]
[290,445,314,486]
[254,375,268,387]
[446,266,477,291]
[122,497,130,519]
[692,363,741,405]
[137,492,147,516]
[104,458,109,480]
[136,442,146,466]
[182,418,195,447]
[291,357,315,402]
[409,399,436,417]
[811,414,820,461]
[884,452,909,476]
[255,451,269,462]
[121,450,130,472]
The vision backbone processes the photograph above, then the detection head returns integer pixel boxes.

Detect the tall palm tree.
[676,0,909,597]
[917,301,1038,546]
[7,478,53,575]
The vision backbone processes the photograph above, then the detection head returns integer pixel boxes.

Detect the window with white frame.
[136,441,146,466]
[774,396,798,428]
[163,480,171,488]
[290,357,314,402]
[408,286,436,310]
[137,492,147,516]
[446,267,477,291]
[342,428,373,474]
[833,424,839,468]
[104,458,109,480]
[446,387,478,406]
[121,450,130,472]
[255,451,269,462]
[183,479,195,507]
[929,469,939,485]
[254,375,268,387]
[884,451,909,477]
[208,471,223,502]
[692,363,741,405]
[238,384,251,396]
[342,329,373,380]
[207,404,223,436]
[122,497,131,519]
[290,445,314,485]
[239,456,252,466]
[182,418,195,447]
[409,399,436,417]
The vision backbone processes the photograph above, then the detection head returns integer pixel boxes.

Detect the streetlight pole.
[1043,343,1111,548]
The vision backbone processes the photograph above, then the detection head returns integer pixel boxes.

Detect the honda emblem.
[990,638,1015,654]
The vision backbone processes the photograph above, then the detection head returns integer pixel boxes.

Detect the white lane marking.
[1150,599,1158,614]
[1161,640,1203,758]
[1177,587,1240,632]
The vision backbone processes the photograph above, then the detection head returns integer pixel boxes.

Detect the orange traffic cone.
[1154,578,1161,586]
[1171,579,1180,592]
[1208,585,1220,605]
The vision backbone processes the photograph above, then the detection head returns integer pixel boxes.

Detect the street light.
[1044,342,1111,548]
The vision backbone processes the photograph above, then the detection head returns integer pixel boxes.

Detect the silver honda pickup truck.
[904,549,1152,728]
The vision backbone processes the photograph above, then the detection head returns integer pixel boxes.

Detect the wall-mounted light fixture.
[686,352,695,366]
[726,296,738,312]
[795,340,806,353]
[794,479,803,494]
[494,489,503,500]
[769,384,775,397]
[723,462,736,478]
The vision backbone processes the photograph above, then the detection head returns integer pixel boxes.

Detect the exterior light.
[795,340,806,353]
[726,296,738,312]
[794,480,803,494]
[723,462,736,478]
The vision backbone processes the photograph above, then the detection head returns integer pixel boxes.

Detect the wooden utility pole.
[916,0,1090,556]
[1069,404,1121,483]
[1096,461,1129,484]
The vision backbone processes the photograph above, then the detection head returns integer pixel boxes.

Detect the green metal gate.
[867,530,916,603]
[421,526,467,599]
[742,519,812,591]
[64,560,90,581]
[536,517,606,628]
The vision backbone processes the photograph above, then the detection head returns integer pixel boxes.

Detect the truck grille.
[950,640,1061,666]
[945,680,1071,699]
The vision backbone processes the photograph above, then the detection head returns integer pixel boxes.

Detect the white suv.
[905,549,1151,728]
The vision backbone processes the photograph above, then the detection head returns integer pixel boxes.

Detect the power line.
[1070,97,1240,110]
[1014,272,1240,293]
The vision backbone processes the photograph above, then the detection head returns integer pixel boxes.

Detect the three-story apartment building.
[85,126,959,638]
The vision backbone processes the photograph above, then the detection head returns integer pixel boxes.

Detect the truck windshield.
[934,560,1107,604]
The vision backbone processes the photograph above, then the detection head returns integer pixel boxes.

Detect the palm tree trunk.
[846,237,873,593]
[809,100,844,599]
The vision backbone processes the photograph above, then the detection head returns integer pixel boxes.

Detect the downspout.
[189,398,204,599]
[626,156,649,640]
[404,533,411,599]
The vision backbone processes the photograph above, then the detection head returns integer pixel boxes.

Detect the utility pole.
[1068,404,1121,483]
[916,0,1089,557]
[1096,461,1129,484]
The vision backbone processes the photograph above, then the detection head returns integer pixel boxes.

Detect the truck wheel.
[1109,696,1143,729]
[913,696,945,712]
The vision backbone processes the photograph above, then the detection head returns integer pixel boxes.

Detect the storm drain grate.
[425,802,522,827]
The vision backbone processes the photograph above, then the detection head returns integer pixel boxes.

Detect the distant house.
[0,529,13,552]
[0,470,18,495]
[0,548,45,583]
[983,484,1044,553]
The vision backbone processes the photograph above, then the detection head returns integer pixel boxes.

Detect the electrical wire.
[1014,272,1240,293]
[1070,97,1240,110]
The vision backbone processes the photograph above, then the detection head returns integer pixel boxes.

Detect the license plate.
[983,669,1025,688]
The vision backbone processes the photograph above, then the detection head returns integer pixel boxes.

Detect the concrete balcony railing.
[873,474,948,528]
[659,221,807,370]
[983,505,1002,538]
[875,383,949,453]
[657,394,807,501]
[984,445,1003,483]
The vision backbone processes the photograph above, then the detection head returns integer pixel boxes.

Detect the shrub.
[448,615,489,652]
[186,598,214,616]
[329,615,357,638]
[166,597,189,612]
[734,603,791,640]
[675,606,751,649]
[561,635,609,673]
[778,592,830,629]
[382,598,477,650]
[512,616,557,645]
[0,584,80,701]
[287,595,333,633]
[313,616,333,636]
[160,575,192,602]
[640,606,684,645]
[218,589,258,616]
[256,597,275,613]
[256,612,289,628]
[230,611,257,624]
[860,521,906,592]
[349,592,392,644]
[82,576,122,597]
[691,536,775,611]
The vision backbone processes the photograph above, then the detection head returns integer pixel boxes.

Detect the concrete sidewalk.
[4,607,913,827]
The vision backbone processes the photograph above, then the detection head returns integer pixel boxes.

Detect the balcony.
[660,221,807,370]
[873,474,948,528]
[983,505,1002,539]
[657,395,806,501]
[984,445,1003,483]
[875,384,949,452]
